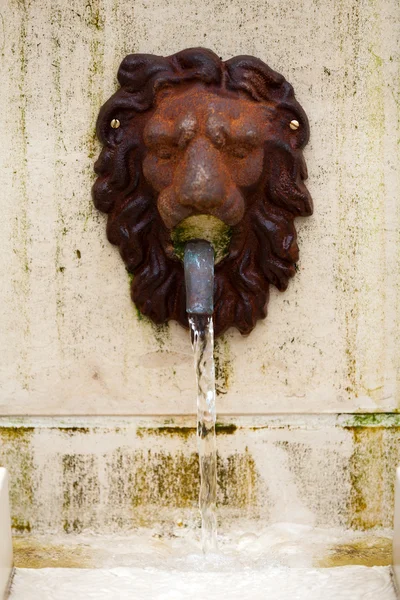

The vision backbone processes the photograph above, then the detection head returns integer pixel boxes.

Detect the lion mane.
[93,48,312,337]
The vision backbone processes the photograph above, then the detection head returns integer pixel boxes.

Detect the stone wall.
[2,415,399,533]
[0,0,400,531]
[0,0,399,415]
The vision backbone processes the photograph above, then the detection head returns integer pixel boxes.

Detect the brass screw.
[290,119,300,131]
[110,118,120,129]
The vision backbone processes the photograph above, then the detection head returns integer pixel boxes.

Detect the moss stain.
[136,423,237,438]
[11,517,31,533]
[86,1,105,162]
[215,423,237,435]
[4,420,400,533]
[171,216,232,263]
[150,322,170,349]
[62,454,100,533]
[334,0,361,398]
[333,0,387,400]
[346,426,385,529]
[341,413,400,529]
[79,0,106,232]
[0,427,35,532]
[50,6,68,350]
[54,427,90,436]
[11,0,31,390]
[214,337,233,395]
[128,449,258,510]
[99,444,260,529]
[13,534,390,570]
[355,5,386,402]
[317,536,391,568]
[127,272,171,346]
[0,426,35,440]
[345,413,400,428]
[13,537,97,569]
[137,426,196,439]
[217,448,259,508]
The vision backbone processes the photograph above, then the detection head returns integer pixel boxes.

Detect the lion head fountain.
[93,48,313,336]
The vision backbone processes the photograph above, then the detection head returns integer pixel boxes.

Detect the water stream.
[189,314,218,553]
[184,240,217,552]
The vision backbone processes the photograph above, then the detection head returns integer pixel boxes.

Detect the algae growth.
[136,423,237,438]
[317,536,391,568]
[171,215,232,263]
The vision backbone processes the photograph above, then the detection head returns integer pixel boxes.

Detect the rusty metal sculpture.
[93,48,313,337]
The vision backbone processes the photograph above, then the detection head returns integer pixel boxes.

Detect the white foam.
[10,564,396,600]
[8,524,397,599]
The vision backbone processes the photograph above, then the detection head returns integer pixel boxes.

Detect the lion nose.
[178,138,226,211]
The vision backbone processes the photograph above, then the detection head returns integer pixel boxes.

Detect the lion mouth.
[170,215,232,264]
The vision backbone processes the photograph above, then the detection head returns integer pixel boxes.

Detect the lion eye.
[230,146,250,159]
[156,147,175,160]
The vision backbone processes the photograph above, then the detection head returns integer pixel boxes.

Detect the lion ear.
[267,148,313,217]
[117,54,171,93]
[172,48,222,83]
[225,55,285,103]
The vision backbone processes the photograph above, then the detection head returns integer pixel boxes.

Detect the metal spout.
[184,241,214,315]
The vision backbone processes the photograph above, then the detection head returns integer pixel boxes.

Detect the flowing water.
[189,314,218,553]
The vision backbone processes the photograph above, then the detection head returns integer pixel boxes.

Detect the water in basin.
[8,524,396,599]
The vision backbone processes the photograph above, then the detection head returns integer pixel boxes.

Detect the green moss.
[126,449,259,510]
[344,413,400,428]
[343,416,400,529]
[171,215,232,263]
[214,337,233,395]
[126,270,170,339]
[12,0,31,389]
[131,450,199,508]
[137,426,196,439]
[317,536,391,568]
[346,426,385,529]
[0,427,35,531]
[134,306,144,321]
[53,427,90,436]
[150,322,170,348]
[136,423,237,438]
[13,537,97,569]
[87,34,105,161]
[63,519,84,534]
[62,454,100,533]
[102,444,260,526]
[11,517,31,533]
[85,0,105,31]
[369,47,383,68]
[217,448,259,508]
[0,426,34,440]
[50,7,68,348]
[215,423,237,435]
[126,271,145,322]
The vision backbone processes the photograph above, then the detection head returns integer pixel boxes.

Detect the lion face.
[142,84,267,231]
[93,49,313,336]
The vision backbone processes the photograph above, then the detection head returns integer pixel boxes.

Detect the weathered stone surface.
[1,416,399,533]
[0,1,399,416]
